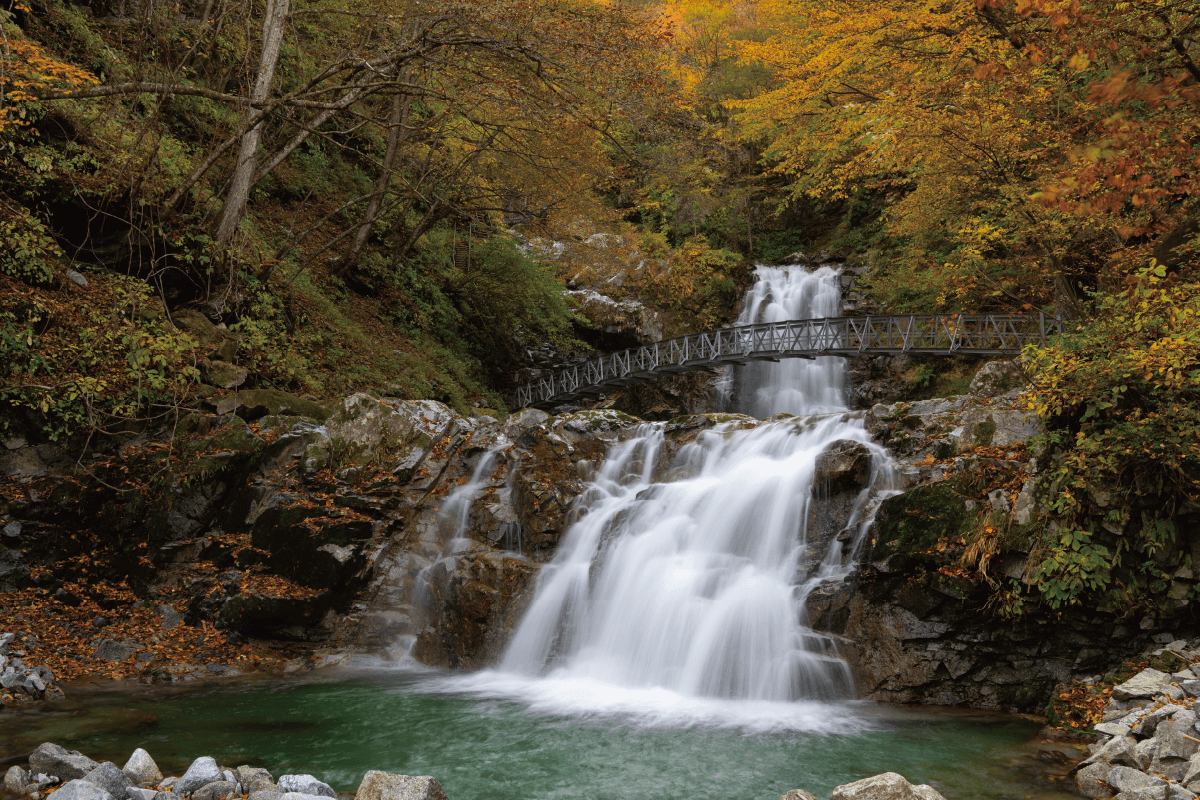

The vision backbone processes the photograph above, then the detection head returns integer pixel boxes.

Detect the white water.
[722,265,846,417]
[430,266,894,730]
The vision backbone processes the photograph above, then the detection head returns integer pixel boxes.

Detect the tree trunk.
[339,90,410,273]
[214,0,289,247]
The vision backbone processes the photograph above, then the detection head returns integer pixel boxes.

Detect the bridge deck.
[513,313,1061,410]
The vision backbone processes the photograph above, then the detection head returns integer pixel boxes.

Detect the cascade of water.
[401,452,501,657]
[721,265,847,417]
[499,416,891,702]
[482,264,897,711]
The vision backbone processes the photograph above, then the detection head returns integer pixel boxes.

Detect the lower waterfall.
[438,265,897,729]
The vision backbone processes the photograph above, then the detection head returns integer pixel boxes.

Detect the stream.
[1,673,1083,800]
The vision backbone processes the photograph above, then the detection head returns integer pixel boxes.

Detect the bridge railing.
[513,313,1063,410]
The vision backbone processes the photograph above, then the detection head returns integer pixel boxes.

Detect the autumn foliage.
[735,0,1200,314]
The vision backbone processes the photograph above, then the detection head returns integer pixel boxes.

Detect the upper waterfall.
[725,265,847,417]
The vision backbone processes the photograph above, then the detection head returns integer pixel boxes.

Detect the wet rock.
[829,772,946,800]
[82,763,134,799]
[413,551,538,669]
[174,757,222,796]
[122,749,163,785]
[276,776,335,798]
[30,744,100,781]
[813,440,873,491]
[354,770,449,800]
[50,780,115,800]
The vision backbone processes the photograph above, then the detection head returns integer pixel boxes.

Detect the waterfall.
[442,264,896,722]
[498,416,888,702]
[720,265,847,416]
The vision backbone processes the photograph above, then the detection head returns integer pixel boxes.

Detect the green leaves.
[1023,264,1200,611]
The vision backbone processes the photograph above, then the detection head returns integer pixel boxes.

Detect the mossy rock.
[1149,650,1190,673]
[876,482,974,555]
[974,420,997,447]
[235,389,330,422]
[184,416,265,458]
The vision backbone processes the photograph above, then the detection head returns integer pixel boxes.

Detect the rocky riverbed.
[1,742,949,800]
[1074,640,1200,799]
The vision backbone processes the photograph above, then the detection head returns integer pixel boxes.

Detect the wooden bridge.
[512,313,1062,410]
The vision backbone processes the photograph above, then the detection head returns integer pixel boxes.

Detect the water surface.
[1,672,1082,800]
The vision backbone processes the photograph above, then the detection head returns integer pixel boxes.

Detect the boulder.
[92,639,143,663]
[192,781,238,800]
[215,389,330,423]
[122,749,163,785]
[248,792,284,800]
[1114,789,1169,800]
[1158,719,1200,760]
[354,770,449,800]
[127,789,159,800]
[157,605,184,631]
[82,763,134,798]
[277,776,335,798]
[829,772,946,800]
[51,780,116,800]
[202,361,248,390]
[30,743,100,781]
[813,440,873,492]
[5,766,30,793]
[0,546,31,590]
[236,767,274,794]
[1106,767,1166,796]
[502,408,549,438]
[1112,669,1171,701]
[968,360,1024,397]
[1075,762,1115,799]
[780,792,819,800]
[283,794,331,800]
[175,757,222,796]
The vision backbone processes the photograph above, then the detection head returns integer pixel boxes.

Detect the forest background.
[1,0,1198,615]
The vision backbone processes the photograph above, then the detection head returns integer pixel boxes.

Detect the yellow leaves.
[0,20,99,131]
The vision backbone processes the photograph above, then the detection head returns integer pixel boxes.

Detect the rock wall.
[811,365,1200,712]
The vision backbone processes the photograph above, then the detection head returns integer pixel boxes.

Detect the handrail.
[512,313,1064,410]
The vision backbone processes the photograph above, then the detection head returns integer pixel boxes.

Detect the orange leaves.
[0,30,99,131]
